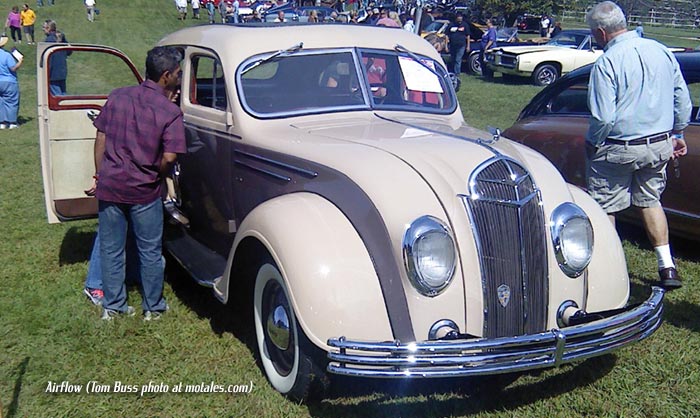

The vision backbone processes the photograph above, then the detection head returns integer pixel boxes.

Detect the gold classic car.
[485,29,603,86]
[37,24,664,400]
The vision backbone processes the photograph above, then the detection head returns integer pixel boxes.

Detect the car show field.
[1,2,700,417]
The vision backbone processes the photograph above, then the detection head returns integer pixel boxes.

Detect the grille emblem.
[497,284,511,307]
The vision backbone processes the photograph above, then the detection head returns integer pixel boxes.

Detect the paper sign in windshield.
[398,56,443,94]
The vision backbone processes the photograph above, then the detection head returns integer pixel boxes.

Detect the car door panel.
[178,47,236,255]
[38,44,142,223]
[506,115,589,186]
[663,122,700,217]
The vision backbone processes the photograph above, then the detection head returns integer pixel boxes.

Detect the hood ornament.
[497,284,511,308]
[478,126,501,145]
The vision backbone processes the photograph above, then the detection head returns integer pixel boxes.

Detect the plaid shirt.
[94,80,186,205]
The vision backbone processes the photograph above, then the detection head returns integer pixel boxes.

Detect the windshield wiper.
[241,42,304,75]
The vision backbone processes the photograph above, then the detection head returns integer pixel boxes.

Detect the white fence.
[560,9,700,28]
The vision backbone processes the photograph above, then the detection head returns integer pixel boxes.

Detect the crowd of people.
[0,1,96,130]
[0,3,37,129]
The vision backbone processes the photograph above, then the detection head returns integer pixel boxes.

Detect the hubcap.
[538,69,556,85]
[267,305,290,351]
[262,280,295,376]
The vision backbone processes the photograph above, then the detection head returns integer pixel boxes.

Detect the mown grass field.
[1,2,699,417]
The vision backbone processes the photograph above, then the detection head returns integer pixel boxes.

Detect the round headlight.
[551,203,594,277]
[403,216,456,296]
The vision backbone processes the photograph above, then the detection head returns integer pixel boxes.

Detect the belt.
[605,132,670,146]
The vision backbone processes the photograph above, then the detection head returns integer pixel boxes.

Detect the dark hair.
[145,46,182,82]
[44,19,56,32]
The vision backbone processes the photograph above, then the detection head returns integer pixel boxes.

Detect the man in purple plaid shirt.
[93,46,186,321]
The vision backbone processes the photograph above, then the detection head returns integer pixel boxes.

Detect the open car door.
[37,43,142,223]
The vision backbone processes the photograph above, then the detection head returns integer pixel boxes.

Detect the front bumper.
[327,287,664,378]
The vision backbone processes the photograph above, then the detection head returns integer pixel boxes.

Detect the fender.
[215,192,393,350]
[569,185,630,311]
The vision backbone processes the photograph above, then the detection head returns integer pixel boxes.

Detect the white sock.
[654,245,675,270]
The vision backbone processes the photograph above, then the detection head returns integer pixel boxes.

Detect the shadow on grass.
[482,74,538,86]
[6,357,29,418]
[307,355,617,418]
[164,255,255,347]
[58,226,96,266]
[616,220,700,263]
[17,115,34,127]
[629,277,700,333]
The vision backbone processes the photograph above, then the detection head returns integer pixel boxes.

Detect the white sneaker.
[0,124,7,129]
[8,124,18,129]
[101,305,136,320]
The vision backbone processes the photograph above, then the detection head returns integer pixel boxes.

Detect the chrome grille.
[463,157,548,338]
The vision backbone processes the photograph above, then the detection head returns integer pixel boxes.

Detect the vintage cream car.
[485,29,603,86]
[37,24,664,400]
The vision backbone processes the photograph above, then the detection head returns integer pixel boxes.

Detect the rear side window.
[548,82,589,114]
[191,55,227,111]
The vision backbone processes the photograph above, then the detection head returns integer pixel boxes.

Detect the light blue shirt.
[0,49,18,83]
[587,31,691,146]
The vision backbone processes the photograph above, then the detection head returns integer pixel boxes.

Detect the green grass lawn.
[1,3,699,417]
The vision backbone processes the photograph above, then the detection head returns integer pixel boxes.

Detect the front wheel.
[532,64,559,86]
[467,53,482,75]
[253,262,325,400]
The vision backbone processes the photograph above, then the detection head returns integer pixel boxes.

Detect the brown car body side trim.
[233,142,415,342]
[181,123,415,342]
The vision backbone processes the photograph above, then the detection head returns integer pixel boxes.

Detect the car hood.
[287,114,572,207]
[490,45,569,55]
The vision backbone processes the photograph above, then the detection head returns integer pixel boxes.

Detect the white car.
[485,29,603,86]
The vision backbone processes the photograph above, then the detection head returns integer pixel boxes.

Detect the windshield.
[497,27,518,42]
[237,48,456,118]
[424,21,447,33]
[547,32,589,48]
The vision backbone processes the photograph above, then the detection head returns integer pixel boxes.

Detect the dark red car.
[504,51,700,240]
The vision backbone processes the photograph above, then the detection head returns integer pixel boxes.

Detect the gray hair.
[586,1,627,32]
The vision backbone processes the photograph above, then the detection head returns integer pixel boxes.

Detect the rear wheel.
[253,261,326,400]
[532,64,559,86]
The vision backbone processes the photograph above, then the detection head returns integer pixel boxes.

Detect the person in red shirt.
[93,46,187,320]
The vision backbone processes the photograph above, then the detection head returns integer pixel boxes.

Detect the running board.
[165,232,226,287]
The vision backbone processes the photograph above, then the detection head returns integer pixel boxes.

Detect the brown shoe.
[659,267,682,290]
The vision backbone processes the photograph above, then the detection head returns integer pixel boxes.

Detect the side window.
[190,55,227,111]
[687,80,700,121]
[548,82,590,115]
[47,49,141,99]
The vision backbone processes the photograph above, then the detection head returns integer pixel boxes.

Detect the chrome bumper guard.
[327,287,664,378]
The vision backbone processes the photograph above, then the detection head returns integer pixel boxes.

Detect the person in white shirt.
[175,0,188,20]
[85,0,96,22]
[540,14,550,37]
[191,0,200,19]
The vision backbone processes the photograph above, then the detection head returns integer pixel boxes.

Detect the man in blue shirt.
[585,1,691,290]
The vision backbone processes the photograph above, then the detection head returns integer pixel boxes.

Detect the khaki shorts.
[586,139,672,213]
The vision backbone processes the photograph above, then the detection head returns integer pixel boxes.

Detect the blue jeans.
[0,81,20,124]
[450,44,466,75]
[206,2,215,22]
[99,199,167,313]
[84,230,141,290]
[50,81,66,96]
